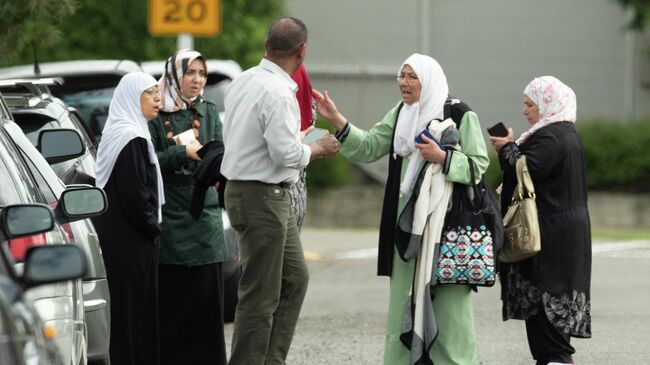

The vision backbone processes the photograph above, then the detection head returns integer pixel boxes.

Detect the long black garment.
[92,138,161,365]
[498,122,592,339]
[158,263,226,365]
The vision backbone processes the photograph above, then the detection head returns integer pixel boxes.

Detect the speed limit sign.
[148,0,221,36]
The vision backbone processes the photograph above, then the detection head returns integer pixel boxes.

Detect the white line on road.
[305,240,650,261]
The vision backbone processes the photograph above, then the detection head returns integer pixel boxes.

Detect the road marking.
[305,240,650,261]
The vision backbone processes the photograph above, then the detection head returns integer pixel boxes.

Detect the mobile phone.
[487,122,508,137]
[302,127,328,144]
[415,129,445,149]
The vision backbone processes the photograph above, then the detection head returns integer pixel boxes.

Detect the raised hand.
[311,88,347,131]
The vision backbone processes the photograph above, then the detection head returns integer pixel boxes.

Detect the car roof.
[140,59,242,81]
[0,60,142,79]
[0,60,143,94]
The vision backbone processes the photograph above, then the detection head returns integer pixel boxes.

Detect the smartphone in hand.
[302,127,328,144]
[487,122,508,137]
[415,129,445,149]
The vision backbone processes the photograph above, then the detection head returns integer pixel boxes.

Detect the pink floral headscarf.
[516,76,577,144]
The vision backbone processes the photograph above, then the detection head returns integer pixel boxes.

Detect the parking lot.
[225,228,650,364]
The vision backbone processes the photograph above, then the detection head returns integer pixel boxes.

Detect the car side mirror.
[0,204,54,242]
[54,186,108,223]
[38,128,85,164]
[23,245,88,288]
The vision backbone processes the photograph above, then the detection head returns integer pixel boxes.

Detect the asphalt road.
[225,228,650,364]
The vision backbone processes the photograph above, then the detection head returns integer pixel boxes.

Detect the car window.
[204,79,231,113]
[0,129,42,206]
[11,113,78,178]
[60,88,114,138]
[68,112,96,153]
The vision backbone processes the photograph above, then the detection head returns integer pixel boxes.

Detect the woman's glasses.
[143,86,161,97]
[396,74,419,84]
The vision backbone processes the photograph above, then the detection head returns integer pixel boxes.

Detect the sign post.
[148,0,222,36]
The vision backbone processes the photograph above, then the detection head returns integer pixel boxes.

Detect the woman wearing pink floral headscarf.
[490,76,591,365]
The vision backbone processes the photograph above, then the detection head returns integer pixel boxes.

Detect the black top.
[498,122,592,338]
[93,137,160,241]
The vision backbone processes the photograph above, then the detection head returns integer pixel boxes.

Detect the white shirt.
[221,58,311,183]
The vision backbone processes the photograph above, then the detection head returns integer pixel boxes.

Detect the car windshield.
[59,87,115,138]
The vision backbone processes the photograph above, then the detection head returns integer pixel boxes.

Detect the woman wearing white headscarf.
[314,53,489,364]
[93,71,164,365]
[147,49,228,365]
[490,76,591,365]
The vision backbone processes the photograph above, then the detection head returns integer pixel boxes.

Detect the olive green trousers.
[225,180,309,365]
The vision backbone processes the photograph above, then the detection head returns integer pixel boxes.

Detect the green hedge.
[578,119,650,192]
[484,118,650,192]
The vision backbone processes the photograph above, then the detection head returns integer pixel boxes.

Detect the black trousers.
[526,309,575,364]
[159,262,227,365]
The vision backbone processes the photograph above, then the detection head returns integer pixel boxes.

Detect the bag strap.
[514,156,535,201]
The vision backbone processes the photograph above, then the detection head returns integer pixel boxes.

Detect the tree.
[615,0,650,30]
[0,0,77,66]
[3,0,285,69]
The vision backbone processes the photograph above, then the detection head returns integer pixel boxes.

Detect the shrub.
[578,118,650,192]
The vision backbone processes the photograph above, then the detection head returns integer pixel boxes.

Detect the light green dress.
[339,102,489,365]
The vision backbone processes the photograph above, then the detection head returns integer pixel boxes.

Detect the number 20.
[164,0,206,22]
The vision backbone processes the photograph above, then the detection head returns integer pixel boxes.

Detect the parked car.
[142,59,243,322]
[0,81,111,364]
[0,91,108,365]
[0,60,142,139]
[0,203,89,365]
[0,78,97,185]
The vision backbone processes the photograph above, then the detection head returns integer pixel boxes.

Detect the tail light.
[9,234,47,261]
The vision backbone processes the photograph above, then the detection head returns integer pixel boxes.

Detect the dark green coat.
[148,99,227,266]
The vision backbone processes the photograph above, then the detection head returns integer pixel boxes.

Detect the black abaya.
[92,137,161,365]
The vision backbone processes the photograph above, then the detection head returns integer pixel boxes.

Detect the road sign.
[149,0,221,36]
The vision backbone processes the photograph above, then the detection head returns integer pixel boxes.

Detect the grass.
[592,230,650,241]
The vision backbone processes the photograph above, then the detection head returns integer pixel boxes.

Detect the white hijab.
[393,54,449,196]
[96,72,165,222]
[516,76,577,144]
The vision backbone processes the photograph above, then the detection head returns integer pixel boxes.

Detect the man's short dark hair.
[266,17,308,59]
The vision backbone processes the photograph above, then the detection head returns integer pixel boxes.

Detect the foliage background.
[1,0,285,69]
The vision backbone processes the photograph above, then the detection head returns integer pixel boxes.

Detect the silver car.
[0,79,111,364]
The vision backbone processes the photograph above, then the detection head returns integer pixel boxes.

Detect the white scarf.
[396,119,456,363]
[96,72,165,222]
[393,54,449,196]
[516,76,577,144]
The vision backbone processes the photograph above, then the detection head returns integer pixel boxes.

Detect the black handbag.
[436,161,503,286]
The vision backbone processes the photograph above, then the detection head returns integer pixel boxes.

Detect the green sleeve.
[339,103,400,163]
[148,115,189,174]
[445,111,490,184]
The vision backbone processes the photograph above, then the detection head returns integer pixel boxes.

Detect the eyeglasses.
[396,74,419,84]
[143,87,161,97]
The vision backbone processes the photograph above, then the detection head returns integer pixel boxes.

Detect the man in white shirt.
[221,16,339,365]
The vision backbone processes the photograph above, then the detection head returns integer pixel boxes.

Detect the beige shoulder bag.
[499,155,541,263]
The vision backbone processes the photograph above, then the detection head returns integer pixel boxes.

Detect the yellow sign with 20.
[148,0,221,36]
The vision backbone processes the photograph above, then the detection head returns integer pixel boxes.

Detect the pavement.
[225,228,650,364]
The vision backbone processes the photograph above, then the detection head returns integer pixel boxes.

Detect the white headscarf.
[516,76,577,144]
[393,54,449,196]
[159,49,205,112]
[96,72,165,222]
